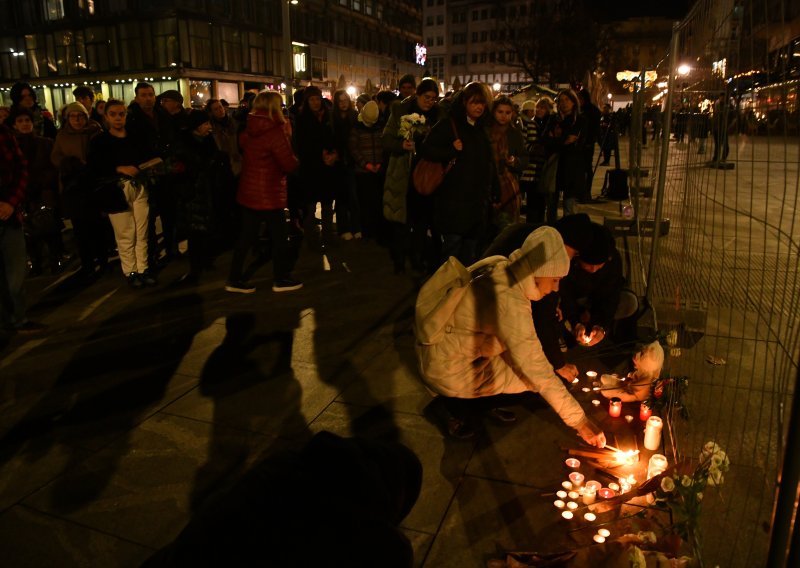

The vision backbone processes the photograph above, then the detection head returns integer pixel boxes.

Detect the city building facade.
[0,0,422,112]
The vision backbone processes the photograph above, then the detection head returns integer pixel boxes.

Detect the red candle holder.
[640,402,653,421]
[609,397,622,418]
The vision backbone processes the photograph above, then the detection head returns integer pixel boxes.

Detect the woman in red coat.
[225,91,300,294]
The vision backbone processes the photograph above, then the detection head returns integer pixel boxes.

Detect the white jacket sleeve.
[494,286,588,430]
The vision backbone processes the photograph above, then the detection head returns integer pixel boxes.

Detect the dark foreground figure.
[143,431,422,567]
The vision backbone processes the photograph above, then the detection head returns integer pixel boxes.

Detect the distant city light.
[678,64,691,76]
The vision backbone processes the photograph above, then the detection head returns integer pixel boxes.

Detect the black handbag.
[93,178,130,214]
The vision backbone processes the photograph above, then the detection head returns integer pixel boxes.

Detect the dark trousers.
[355,172,386,240]
[71,213,108,273]
[228,207,292,282]
[148,184,178,262]
[434,393,530,422]
[582,144,596,201]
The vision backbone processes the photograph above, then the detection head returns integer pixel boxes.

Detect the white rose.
[661,477,675,493]
[708,469,724,486]
[682,475,693,487]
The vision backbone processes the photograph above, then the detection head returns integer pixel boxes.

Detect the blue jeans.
[0,223,28,329]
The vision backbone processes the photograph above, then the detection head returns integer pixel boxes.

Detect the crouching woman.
[415,226,606,445]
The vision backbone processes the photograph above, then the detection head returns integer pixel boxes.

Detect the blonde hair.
[251,91,285,122]
[536,96,555,112]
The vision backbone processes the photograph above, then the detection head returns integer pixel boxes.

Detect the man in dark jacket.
[126,82,179,264]
[578,90,601,202]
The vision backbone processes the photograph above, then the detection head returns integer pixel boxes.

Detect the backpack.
[414,256,496,346]
[601,168,629,200]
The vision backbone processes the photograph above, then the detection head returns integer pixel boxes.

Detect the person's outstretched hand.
[577,419,606,448]
[556,363,579,382]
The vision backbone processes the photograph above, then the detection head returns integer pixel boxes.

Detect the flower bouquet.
[398,112,427,140]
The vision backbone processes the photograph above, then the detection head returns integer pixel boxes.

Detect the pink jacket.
[236,112,298,211]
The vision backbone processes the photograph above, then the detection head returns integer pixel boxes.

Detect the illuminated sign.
[415,43,427,66]
[292,44,310,80]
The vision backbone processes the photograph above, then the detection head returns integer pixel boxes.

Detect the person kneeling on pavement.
[415,226,606,445]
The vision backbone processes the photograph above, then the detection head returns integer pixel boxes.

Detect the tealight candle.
[562,481,573,490]
[593,534,606,543]
[562,510,574,520]
[565,458,581,469]
[581,387,591,393]
[609,397,622,418]
[598,488,616,499]
[591,399,601,406]
[554,499,565,508]
[598,528,611,538]
[582,488,596,505]
[640,402,653,421]
[585,481,602,492]
[607,482,620,492]
[625,415,634,423]
[571,377,580,384]
[566,501,578,510]
[568,491,580,500]
[586,371,598,379]
[644,416,663,450]
[647,453,669,479]
[556,490,567,499]
[568,472,585,487]
[583,512,597,521]
[592,386,601,391]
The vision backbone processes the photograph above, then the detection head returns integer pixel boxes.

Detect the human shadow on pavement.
[0,292,206,513]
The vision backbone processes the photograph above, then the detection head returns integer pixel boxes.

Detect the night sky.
[600,0,694,20]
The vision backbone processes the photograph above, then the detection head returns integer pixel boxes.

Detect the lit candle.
[568,491,580,500]
[586,371,598,379]
[583,512,596,521]
[582,487,596,505]
[607,482,620,492]
[598,528,611,538]
[591,399,601,406]
[598,488,616,499]
[554,499,565,508]
[571,377,580,384]
[640,402,653,421]
[643,416,663,450]
[569,472,585,487]
[566,501,578,510]
[593,534,606,543]
[562,510,574,520]
[609,397,622,418]
[585,481,602,492]
[581,387,591,393]
[647,454,669,479]
[565,458,581,469]
[556,490,567,499]
[562,481,573,490]
[592,386,601,391]
[625,415,634,423]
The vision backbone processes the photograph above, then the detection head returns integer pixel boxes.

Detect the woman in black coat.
[543,89,586,223]
[420,82,494,266]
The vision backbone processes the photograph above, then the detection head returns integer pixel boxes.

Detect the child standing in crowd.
[87,99,156,289]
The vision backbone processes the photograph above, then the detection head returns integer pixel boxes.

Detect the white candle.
[586,371,597,379]
[582,489,596,505]
[643,416,663,450]
[584,512,597,521]
[607,482,620,492]
[593,534,606,543]
[585,481,602,492]
[556,490,567,499]
[571,377,580,384]
[569,472,585,487]
[591,399,601,406]
[562,510,574,520]
[565,458,581,469]
[568,491,580,500]
[554,499,565,508]
[598,528,611,538]
[581,387,591,393]
[566,501,578,510]
[562,481,573,490]
[647,454,669,479]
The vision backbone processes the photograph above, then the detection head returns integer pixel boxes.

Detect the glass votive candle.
[640,402,653,421]
[554,499,565,508]
[581,387,591,393]
[556,490,567,499]
[562,481,573,490]
[582,488,596,505]
[609,397,622,418]
[598,487,616,499]
[598,528,611,538]
[583,512,597,522]
[565,458,581,469]
[562,510,574,520]
[566,501,578,510]
[586,371,597,379]
[568,472,585,487]
[568,491,580,500]
[647,453,669,479]
[585,481,602,492]
[607,482,620,492]
[593,534,606,543]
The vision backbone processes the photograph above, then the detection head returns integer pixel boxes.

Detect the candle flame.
[613,449,640,466]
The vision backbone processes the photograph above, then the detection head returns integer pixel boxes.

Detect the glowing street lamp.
[677,64,691,76]
[492,82,501,92]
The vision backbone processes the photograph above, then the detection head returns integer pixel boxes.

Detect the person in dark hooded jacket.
[225,92,301,294]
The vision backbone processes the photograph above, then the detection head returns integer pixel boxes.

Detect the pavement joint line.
[16,502,159,551]
[155,409,281,439]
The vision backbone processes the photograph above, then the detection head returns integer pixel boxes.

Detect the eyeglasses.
[419,94,437,103]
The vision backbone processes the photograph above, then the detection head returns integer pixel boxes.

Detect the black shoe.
[225,281,256,294]
[141,269,158,286]
[487,407,517,424]
[272,277,303,292]
[127,272,143,289]
[423,399,475,440]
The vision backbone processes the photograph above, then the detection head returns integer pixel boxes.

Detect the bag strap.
[443,118,460,174]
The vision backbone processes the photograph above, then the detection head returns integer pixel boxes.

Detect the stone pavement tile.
[401,527,435,568]
[466,401,582,488]
[0,441,93,513]
[0,505,153,568]
[336,333,431,415]
[422,476,573,567]
[23,413,275,550]
[309,401,475,535]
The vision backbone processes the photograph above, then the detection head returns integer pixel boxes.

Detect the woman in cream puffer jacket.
[416,226,605,444]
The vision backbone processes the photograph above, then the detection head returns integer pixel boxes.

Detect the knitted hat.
[358,101,380,127]
[580,223,613,265]
[160,89,184,103]
[521,100,536,111]
[187,109,210,131]
[63,102,89,117]
[508,226,570,279]
[554,213,592,253]
[356,93,371,107]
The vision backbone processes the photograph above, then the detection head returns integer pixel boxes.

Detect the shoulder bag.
[412,119,460,196]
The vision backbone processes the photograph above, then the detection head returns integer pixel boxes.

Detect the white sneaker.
[341,232,353,241]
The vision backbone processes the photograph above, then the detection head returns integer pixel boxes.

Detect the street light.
[492,82,501,92]
[677,64,691,76]
[281,1,298,102]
